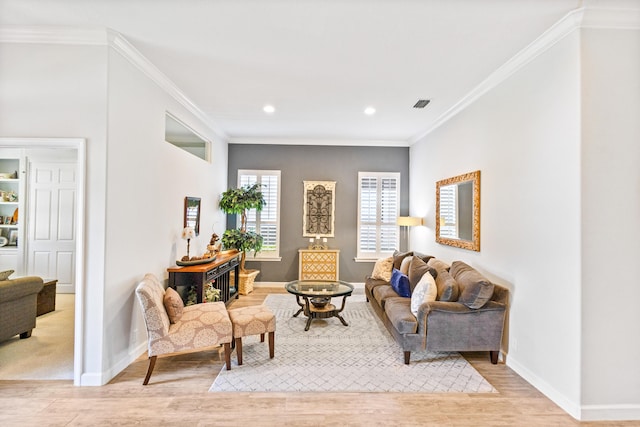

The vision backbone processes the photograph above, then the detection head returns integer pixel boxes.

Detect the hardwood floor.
[0,287,636,426]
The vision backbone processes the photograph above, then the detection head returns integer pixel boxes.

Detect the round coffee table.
[284,280,354,331]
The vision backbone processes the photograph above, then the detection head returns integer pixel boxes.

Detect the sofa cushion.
[163,287,184,324]
[450,261,495,309]
[0,270,14,281]
[385,297,418,334]
[365,276,390,297]
[410,272,437,317]
[435,270,459,302]
[399,256,412,275]
[413,252,435,264]
[392,250,413,270]
[427,258,450,274]
[370,256,393,282]
[408,256,438,293]
[390,268,411,297]
[372,284,401,309]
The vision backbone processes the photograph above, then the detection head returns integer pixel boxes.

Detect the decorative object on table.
[307,235,329,250]
[183,196,201,236]
[204,232,221,258]
[219,183,264,273]
[303,180,336,237]
[180,226,195,262]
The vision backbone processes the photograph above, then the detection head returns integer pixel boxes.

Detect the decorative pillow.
[399,255,412,276]
[435,270,459,302]
[0,269,14,280]
[427,258,450,275]
[450,261,495,309]
[370,256,394,282]
[163,287,184,324]
[413,251,435,264]
[410,272,438,317]
[392,250,413,270]
[407,256,438,293]
[390,268,411,298]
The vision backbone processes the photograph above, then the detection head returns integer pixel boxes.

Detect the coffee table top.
[285,280,354,298]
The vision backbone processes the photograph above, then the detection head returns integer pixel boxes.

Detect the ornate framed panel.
[303,181,336,237]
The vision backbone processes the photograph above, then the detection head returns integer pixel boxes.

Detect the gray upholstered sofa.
[0,276,44,343]
[365,253,508,364]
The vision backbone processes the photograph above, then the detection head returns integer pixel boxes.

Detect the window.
[357,172,400,259]
[238,170,281,260]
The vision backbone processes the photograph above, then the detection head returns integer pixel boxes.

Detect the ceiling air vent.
[413,99,430,108]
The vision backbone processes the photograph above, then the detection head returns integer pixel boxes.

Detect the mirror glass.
[184,196,201,236]
[165,113,210,162]
[436,170,480,251]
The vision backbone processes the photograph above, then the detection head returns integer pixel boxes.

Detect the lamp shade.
[181,226,195,240]
[397,216,423,227]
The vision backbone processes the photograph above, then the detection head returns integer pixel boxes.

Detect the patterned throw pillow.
[410,273,438,317]
[0,269,14,280]
[163,287,184,324]
[390,268,411,298]
[370,256,394,282]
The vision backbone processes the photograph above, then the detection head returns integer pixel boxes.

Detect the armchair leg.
[490,351,499,364]
[404,351,411,364]
[143,356,157,385]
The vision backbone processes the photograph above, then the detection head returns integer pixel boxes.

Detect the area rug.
[210,293,496,393]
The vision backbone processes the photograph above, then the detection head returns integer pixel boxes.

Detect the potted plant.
[219,183,265,294]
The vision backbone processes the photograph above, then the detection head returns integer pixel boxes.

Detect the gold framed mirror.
[436,170,480,251]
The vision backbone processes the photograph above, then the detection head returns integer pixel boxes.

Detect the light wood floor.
[0,287,636,426]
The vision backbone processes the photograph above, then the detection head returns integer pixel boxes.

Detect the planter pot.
[231,269,259,295]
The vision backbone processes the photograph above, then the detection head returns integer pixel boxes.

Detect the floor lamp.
[397,216,423,252]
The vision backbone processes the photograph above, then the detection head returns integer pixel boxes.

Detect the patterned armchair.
[135,273,233,385]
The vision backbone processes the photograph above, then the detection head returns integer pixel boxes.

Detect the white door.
[26,161,77,293]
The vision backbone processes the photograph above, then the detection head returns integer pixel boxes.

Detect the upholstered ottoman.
[227,305,275,365]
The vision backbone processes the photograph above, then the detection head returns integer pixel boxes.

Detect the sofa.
[0,276,44,343]
[365,252,508,364]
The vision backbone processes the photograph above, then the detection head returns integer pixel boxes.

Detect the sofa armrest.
[0,277,44,302]
[416,300,506,335]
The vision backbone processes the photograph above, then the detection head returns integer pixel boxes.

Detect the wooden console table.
[298,249,340,280]
[167,250,240,305]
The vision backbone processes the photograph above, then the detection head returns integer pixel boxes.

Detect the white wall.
[410,31,583,413]
[0,33,229,385]
[102,45,228,380]
[580,27,640,418]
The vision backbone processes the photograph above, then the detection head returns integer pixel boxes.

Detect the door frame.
[0,137,85,386]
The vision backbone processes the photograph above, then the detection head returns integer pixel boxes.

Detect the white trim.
[410,6,640,144]
[507,355,581,420]
[0,25,108,45]
[580,404,640,422]
[230,137,409,147]
[254,281,365,289]
[0,137,86,387]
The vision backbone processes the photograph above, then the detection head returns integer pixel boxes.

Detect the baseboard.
[80,341,146,386]
[254,281,365,289]
[580,404,640,421]
[506,355,581,420]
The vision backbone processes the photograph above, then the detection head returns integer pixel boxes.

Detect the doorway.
[0,138,85,385]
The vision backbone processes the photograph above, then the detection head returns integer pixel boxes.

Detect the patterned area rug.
[210,293,496,393]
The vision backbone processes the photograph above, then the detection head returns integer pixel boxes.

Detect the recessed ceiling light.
[364,106,376,115]
[263,105,275,114]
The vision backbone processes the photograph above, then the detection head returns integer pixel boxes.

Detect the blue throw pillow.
[390,268,411,297]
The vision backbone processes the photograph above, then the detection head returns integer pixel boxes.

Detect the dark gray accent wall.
[227,144,410,283]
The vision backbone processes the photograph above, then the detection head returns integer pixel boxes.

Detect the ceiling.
[0,0,588,144]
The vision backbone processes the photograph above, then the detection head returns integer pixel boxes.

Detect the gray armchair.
[0,276,44,343]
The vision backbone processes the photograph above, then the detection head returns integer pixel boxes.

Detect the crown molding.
[0,25,228,142]
[410,6,640,144]
[228,137,410,147]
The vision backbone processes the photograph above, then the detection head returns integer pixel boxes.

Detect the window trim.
[356,171,401,260]
[237,169,281,260]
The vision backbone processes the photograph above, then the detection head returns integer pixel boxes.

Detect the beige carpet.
[0,294,74,380]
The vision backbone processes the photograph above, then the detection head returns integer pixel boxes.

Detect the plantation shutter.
[238,170,280,258]
[357,172,400,259]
